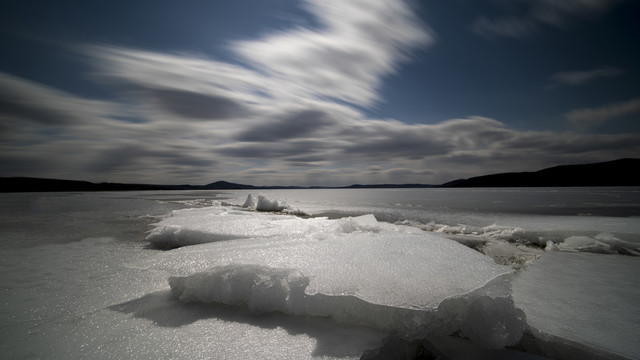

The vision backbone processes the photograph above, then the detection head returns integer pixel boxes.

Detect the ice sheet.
[140,202,512,309]
[512,251,640,359]
[135,195,527,347]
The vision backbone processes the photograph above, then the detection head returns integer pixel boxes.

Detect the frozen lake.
[1,188,639,359]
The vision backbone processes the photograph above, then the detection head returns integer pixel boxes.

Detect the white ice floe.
[136,194,526,348]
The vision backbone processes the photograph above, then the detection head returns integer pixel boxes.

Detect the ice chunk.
[557,236,617,254]
[169,264,525,348]
[242,193,256,208]
[169,265,307,314]
[145,205,323,248]
[337,214,380,233]
[559,235,595,250]
[537,232,640,256]
[255,194,288,212]
[240,193,308,215]
[594,232,617,242]
[513,251,640,359]
[544,240,558,251]
[462,295,526,348]
[594,232,640,256]
[140,228,512,310]
[434,274,527,349]
[480,240,541,269]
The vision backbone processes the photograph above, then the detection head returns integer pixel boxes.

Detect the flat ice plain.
[1,188,639,359]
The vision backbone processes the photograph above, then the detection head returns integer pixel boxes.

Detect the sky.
[1,0,639,186]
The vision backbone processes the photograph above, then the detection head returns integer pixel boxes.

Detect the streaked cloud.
[83,45,271,121]
[1,0,638,186]
[84,0,433,116]
[0,72,120,125]
[150,89,250,120]
[472,0,621,39]
[549,66,624,86]
[233,0,434,107]
[471,16,539,39]
[565,97,640,129]
[237,110,335,142]
[2,71,639,184]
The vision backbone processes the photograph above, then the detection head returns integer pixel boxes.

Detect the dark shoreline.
[2,158,638,192]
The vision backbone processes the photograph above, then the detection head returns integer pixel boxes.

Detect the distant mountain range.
[1,158,638,192]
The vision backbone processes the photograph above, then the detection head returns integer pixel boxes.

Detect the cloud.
[471,16,539,39]
[83,0,433,115]
[0,70,225,182]
[549,66,624,86]
[565,97,640,129]
[341,117,512,159]
[83,45,269,121]
[150,89,250,120]
[231,0,434,107]
[2,0,639,186]
[376,167,435,182]
[55,0,436,183]
[211,114,640,184]
[529,0,621,26]
[237,110,335,142]
[472,0,621,38]
[0,72,119,125]
[2,71,639,184]
[81,141,217,173]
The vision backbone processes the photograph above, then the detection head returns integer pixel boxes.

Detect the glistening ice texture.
[138,195,523,346]
[144,203,511,308]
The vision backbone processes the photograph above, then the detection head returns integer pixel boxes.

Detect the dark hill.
[446,158,640,187]
[0,177,193,192]
[203,181,256,189]
[0,177,100,192]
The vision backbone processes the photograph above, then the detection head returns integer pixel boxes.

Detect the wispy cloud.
[2,0,639,185]
[233,0,434,107]
[565,97,640,129]
[549,66,624,86]
[83,45,271,121]
[472,0,621,39]
[471,16,539,39]
[0,72,120,125]
[4,70,639,185]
